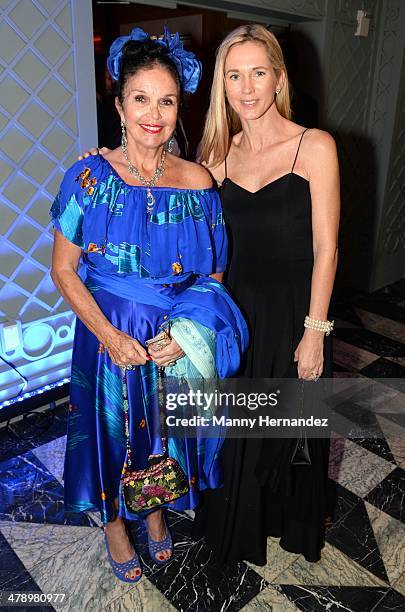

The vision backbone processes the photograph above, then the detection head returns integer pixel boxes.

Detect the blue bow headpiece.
[107,27,202,94]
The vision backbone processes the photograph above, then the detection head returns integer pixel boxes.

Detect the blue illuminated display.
[0,311,75,405]
[0,377,70,411]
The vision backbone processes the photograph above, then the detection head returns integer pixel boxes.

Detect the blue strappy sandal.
[145,514,173,565]
[104,529,142,583]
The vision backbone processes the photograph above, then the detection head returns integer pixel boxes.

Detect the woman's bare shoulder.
[303,129,339,181]
[101,147,121,162]
[173,157,214,189]
[199,141,236,185]
[304,128,336,153]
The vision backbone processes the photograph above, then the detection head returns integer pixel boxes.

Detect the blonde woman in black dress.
[193,24,340,565]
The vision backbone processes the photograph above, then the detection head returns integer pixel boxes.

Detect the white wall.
[0,0,97,402]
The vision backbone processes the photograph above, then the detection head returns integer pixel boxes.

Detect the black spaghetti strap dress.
[193,129,332,565]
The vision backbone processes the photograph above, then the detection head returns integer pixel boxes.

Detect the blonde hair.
[199,24,291,167]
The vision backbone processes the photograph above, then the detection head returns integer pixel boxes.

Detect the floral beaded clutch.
[120,367,189,514]
[121,456,190,513]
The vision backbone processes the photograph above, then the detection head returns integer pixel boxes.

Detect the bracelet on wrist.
[304,315,334,336]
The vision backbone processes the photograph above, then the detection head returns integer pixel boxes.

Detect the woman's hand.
[104,329,149,367]
[78,146,110,160]
[294,329,324,380]
[148,338,185,367]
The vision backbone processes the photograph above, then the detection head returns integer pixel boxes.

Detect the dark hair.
[116,39,183,103]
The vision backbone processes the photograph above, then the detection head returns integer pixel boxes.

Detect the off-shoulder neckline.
[95,154,216,193]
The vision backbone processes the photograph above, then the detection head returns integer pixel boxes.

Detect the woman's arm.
[51,231,148,366]
[294,130,340,380]
[307,131,340,321]
[202,163,225,283]
[198,160,227,285]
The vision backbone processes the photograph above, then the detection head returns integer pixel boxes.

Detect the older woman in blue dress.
[50,29,247,582]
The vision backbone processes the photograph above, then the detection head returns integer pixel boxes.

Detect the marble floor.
[0,280,405,611]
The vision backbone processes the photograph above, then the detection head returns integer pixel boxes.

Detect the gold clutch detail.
[145,329,171,352]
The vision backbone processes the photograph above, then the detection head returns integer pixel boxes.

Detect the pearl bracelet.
[304,315,334,336]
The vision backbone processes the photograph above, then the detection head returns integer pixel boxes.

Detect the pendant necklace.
[121,143,167,214]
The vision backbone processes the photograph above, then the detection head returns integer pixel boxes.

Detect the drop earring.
[121,120,128,152]
[166,136,175,153]
[275,88,280,95]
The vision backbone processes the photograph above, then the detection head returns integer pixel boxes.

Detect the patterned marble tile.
[274,584,391,612]
[360,359,405,391]
[355,294,405,324]
[274,541,386,587]
[332,338,379,372]
[369,587,405,610]
[365,467,405,524]
[0,424,35,462]
[332,369,362,378]
[0,451,96,527]
[370,384,405,412]
[127,507,269,612]
[386,356,405,368]
[240,585,298,611]
[365,502,405,595]
[326,396,397,462]
[246,536,299,583]
[0,451,61,517]
[380,420,405,440]
[330,399,395,448]
[328,437,396,498]
[31,435,102,525]
[326,479,360,528]
[28,527,141,611]
[0,534,55,610]
[0,521,94,572]
[32,436,66,485]
[86,510,103,527]
[146,538,267,611]
[377,415,405,468]
[334,328,405,358]
[326,377,367,401]
[353,437,396,464]
[333,380,404,414]
[326,500,389,583]
[0,529,38,590]
[126,511,195,576]
[393,575,405,602]
[102,579,177,611]
[1,279,404,612]
[8,404,68,448]
[354,309,405,343]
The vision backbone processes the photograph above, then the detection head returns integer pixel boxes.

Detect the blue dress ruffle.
[50,155,227,279]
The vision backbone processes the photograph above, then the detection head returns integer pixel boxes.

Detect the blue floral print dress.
[50,155,247,523]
